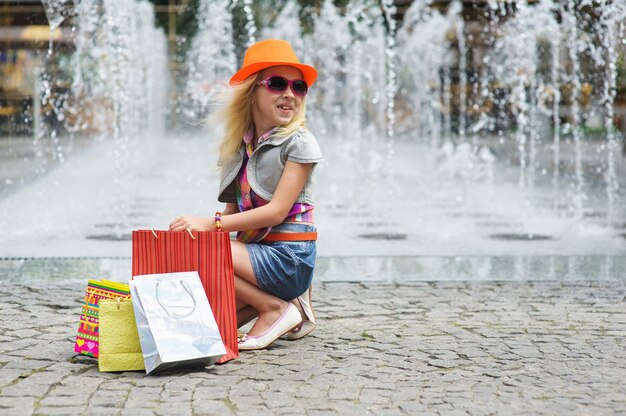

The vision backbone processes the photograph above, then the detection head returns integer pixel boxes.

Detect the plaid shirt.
[235,129,314,243]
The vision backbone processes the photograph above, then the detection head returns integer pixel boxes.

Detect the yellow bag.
[98,298,145,372]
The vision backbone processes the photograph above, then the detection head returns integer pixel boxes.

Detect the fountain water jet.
[181,1,236,125]
[0,0,625,269]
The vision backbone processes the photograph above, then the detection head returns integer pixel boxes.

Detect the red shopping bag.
[132,230,238,363]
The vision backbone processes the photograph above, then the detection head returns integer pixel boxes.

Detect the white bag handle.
[155,280,198,319]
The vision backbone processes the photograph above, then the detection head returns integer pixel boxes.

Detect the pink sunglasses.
[257,75,308,97]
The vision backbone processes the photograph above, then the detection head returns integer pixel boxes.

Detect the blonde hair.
[216,72,308,164]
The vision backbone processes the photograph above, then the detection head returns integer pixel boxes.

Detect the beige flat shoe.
[238,303,301,350]
[286,286,316,341]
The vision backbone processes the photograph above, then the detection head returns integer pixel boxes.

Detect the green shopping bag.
[98,298,145,372]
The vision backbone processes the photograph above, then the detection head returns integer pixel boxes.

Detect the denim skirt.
[245,222,316,301]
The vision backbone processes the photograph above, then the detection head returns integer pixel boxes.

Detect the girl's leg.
[237,305,258,328]
[236,298,257,328]
[230,240,291,337]
[231,242,309,328]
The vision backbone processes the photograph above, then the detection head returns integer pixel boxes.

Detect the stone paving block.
[1,371,64,397]
[423,402,456,413]
[5,329,41,338]
[44,361,85,373]
[267,396,300,411]
[31,334,64,343]
[84,406,123,416]
[0,396,36,413]
[226,393,264,407]
[0,339,39,354]
[331,400,379,415]
[99,381,135,391]
[358,388,391,405]
[155,403,192,416]
[328,386,360,401]
[120,408,156,416]
[0,321,31,332]
[163,377,203,390]
[123,397,159,410]
[269,406,307,415]
[448,406,482,416]
[127,386,161,398]
[191,398,235,415]
[19,345,73,361]
[397,401,430,414]
[40,394,92,407]
[428,359,465,369]
[307,409,346,416]
[88,388,129,407]
[160,389,193,403]
[132,377,167,387]
[33,406,87,415]
[0,368,30,388]
[230,379,269,393]
[51,381,101,397]
[276,369,316,382]
[294,383,328,399]
[194,386,229,401]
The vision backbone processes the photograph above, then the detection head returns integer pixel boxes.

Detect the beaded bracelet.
[214,211,222,231]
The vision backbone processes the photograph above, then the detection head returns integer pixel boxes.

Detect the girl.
[169,39,321,350]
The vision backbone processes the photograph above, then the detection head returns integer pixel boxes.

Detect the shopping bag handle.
[155,280,198,319]
[151,229,196,240]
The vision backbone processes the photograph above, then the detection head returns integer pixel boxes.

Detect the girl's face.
[252,65,304,136]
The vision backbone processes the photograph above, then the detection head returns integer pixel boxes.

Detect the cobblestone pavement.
[1,280,625,415]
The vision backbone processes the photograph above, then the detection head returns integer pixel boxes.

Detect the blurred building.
[0,0,73,136]
[0,0,624,138]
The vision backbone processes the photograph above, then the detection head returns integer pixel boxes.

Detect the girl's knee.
[230,240,249,261]
[230,241,256,283]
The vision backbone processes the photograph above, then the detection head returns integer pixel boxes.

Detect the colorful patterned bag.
[74,279,131,358]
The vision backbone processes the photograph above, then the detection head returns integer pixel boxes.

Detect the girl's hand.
[169,216,213,232]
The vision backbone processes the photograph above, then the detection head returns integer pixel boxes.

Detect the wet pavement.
[1,275,625,415]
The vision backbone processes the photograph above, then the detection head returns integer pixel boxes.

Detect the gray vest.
[217,128,323,205]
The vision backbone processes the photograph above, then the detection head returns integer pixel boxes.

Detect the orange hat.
[230,39,317,87]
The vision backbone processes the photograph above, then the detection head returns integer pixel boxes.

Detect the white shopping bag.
[130,271,226,374]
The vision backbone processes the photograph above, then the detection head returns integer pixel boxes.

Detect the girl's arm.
[222,203,239,216]
[169,161,312,232]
